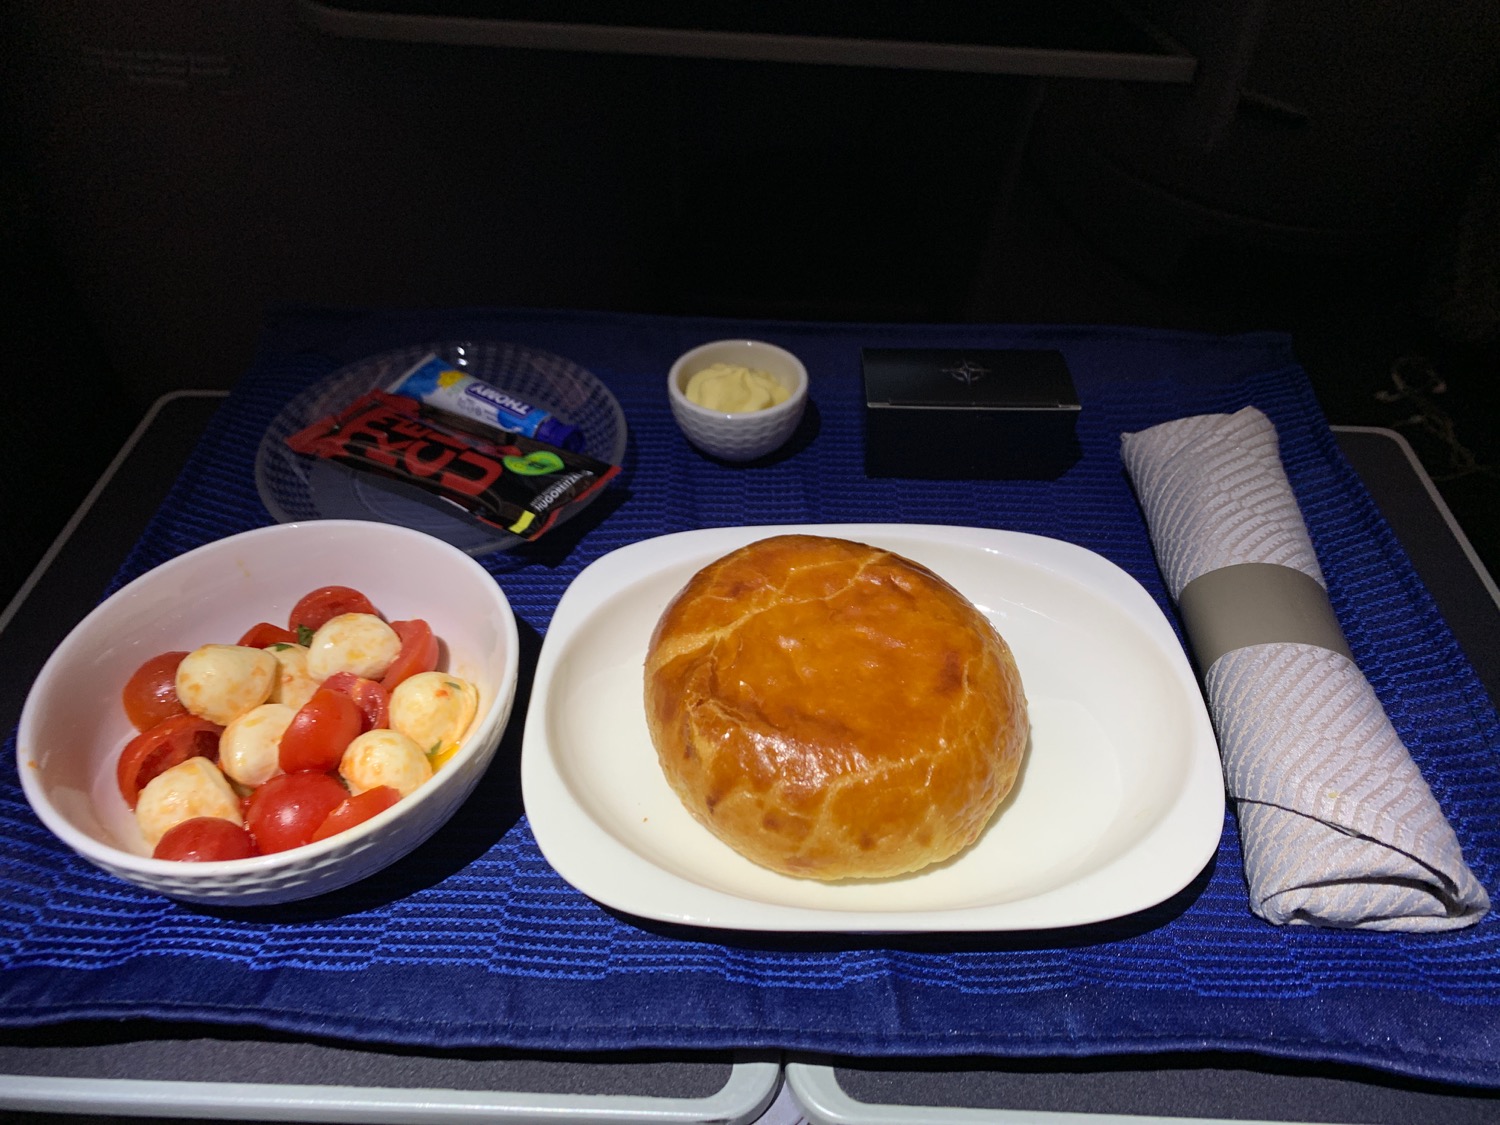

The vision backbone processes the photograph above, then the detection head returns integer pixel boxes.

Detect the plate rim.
[521,522,1224,933]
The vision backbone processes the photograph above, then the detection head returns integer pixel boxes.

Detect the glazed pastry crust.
[643,534,1028,880]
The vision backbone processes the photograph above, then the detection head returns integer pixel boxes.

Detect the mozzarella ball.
[175,644,277,725]
[389,672,479,759]
[264,643,318,711]
[339,729,432,797]
[135,756,243,848]
[219,702,293,788]
[306,613,401,682]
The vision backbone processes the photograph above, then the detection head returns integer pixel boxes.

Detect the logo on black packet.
[941,359,991,386]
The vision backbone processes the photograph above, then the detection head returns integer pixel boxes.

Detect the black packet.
[862,348,1080,479]
[285,390,619,541]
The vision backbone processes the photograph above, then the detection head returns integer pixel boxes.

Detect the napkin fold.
[1121,406,1489,930]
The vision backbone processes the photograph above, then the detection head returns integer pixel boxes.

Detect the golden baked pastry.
[643,534,1028,880]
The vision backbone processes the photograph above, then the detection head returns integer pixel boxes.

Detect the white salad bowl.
[17,519,519,906]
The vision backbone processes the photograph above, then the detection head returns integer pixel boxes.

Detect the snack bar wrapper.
[286,390,619,541]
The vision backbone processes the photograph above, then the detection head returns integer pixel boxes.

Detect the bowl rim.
[667,339,808,423]
[17,519,519,878]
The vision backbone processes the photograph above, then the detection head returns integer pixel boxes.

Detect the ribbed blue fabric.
[2,306,1496,1085]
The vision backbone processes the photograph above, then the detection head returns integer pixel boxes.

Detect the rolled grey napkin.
[1121,406,1489,930]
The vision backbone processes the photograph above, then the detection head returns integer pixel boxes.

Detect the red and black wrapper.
[285,391,619,541]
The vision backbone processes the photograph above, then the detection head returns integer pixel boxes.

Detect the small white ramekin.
[668,339,809,461]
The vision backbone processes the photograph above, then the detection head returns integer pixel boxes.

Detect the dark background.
[2,1,1497,612]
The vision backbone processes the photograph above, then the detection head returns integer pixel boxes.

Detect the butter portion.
[684,363,789,413]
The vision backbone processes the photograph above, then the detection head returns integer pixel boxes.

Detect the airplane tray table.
[3,405,1494,1125]
[2,304,1500,1122]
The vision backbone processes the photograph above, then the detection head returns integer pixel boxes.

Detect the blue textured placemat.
[3,306,1497,1085]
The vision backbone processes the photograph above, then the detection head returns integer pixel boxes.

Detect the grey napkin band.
[1177,562,1354,671]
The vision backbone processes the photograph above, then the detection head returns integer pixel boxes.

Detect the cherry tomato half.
[310,786,400,843]
[279,687,362,774]
[121,651,190,732]
[244,771,349,854]
[380,619,439,690]
[117,714,223,809]
[321,671,390,732]
[153,816,257,861]
[237,621,300,648]
[288,586,379,633]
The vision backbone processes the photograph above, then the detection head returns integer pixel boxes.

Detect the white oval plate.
[521,524,1223,932]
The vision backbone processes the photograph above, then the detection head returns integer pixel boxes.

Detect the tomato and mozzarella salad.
[116,584,478,862]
